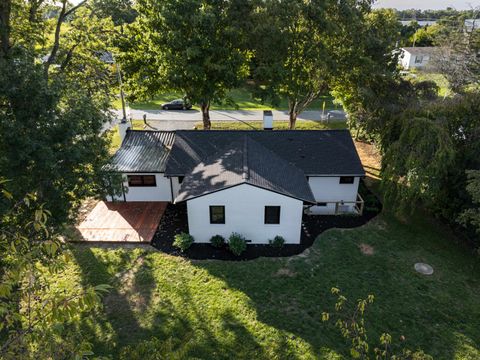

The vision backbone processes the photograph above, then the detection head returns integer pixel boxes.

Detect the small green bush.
[173,232,194,252]
[210,234,225,248]
[269,235,285,248]
[228,232,247,256]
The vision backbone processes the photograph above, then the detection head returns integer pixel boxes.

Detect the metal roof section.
[107,130,175,173]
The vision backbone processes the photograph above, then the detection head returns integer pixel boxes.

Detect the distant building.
[399,47,438,70]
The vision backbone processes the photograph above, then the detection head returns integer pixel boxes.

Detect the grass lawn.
[406,72,452,98]
[113,88,340,112]
[70,211,480,359]
[100,122,479,358]
[194,120,348,131]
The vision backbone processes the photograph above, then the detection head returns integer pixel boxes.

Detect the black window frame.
[209,205,225,224]
[339,176,354,184]
[264,206,281,224]
[127,175,157,187]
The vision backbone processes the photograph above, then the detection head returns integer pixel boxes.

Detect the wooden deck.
[76,201,167,243]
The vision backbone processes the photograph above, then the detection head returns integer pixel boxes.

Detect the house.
[399,47,438,70]
[106,122,365,244]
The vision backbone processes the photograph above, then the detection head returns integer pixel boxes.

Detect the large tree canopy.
[253,0,380,129]
[119,0,254,129]
[0,0,116,226]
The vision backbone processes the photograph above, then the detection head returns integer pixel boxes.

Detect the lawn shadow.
[192,213,480,359]
[72,245,278,358]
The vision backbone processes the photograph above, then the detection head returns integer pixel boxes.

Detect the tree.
[331,8,403,140]
[252,0,332,129]
[322,288,432,359]
[0,0,116,226]
[0,182,110,358]
[93,0,137,26]
[118,0,253,129]
[409,24,442,47]
[459,170,480,236]
[430,11,480,93]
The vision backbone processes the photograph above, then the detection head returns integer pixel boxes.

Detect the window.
[415,55,423,63]
[264,206,281,224]
[339,176,354,184]
[209,206,225,224]
[127,175,156,187]
[178,176,185,184]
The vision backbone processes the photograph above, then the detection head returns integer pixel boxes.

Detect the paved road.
[110,108,346,131]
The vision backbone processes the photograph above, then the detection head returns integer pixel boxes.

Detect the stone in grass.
[414,263,434,275]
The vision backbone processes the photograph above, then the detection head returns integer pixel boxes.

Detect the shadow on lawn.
[72,246,275,358]
[192,213,480,359]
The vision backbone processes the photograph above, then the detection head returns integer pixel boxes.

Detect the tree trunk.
[200,101,211,130]
[288,98,298,130]
[0,0,11,58]
[289,111,297,130]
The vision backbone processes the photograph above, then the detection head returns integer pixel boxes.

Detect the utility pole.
[113,53,128,124]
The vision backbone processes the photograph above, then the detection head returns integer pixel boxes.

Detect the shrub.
[210,234,225,248]
[269,235,285,248]
[228,232,247,256]
[173,232,194,252]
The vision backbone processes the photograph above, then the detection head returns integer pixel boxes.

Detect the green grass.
[113,88,340,111]
[407,72,452,98]
[195,120,348,130]
[70,212,480,359]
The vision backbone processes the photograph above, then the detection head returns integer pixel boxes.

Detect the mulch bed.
[151,185,381,261]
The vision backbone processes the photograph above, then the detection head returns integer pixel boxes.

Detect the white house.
[399,47,438,70]
[106,123,365,244]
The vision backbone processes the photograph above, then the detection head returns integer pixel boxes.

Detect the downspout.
[169,177,174,203]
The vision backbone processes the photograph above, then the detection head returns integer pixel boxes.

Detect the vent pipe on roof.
[263,110,273,130]
[118,119,130,144]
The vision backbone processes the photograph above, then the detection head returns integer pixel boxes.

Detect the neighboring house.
[399,47,438,70]
[106,124,365,244]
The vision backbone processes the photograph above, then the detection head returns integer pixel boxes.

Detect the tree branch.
[44,0,88,77]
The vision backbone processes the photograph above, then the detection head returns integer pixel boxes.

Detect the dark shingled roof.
[165,130,365,176]
[107,130,175,172]
[175,136,316,203]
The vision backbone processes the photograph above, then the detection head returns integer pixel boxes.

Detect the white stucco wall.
[186,183,303,244]
[401,51,431,70]
[170,176,181,199]
[107,173,172,202]
[308,176,360,214]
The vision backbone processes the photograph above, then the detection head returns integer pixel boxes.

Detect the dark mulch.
[151,185,381,261]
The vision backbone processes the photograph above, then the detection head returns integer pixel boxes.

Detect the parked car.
[161,99,192,110]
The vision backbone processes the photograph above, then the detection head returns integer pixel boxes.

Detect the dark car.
[161,99,192,110]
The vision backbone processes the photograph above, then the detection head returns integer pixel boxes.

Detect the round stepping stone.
[414,263,434,275]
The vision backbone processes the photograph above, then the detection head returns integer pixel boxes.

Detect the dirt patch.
[354,141,381,180]
[358,243,375,255]
[275,268,296,277]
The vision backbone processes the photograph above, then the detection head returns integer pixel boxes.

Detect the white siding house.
[186,184,303,244]
[107,173,173,202]
[106,128,366,245]
[308,176,361,214]
[400,47,437,70]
